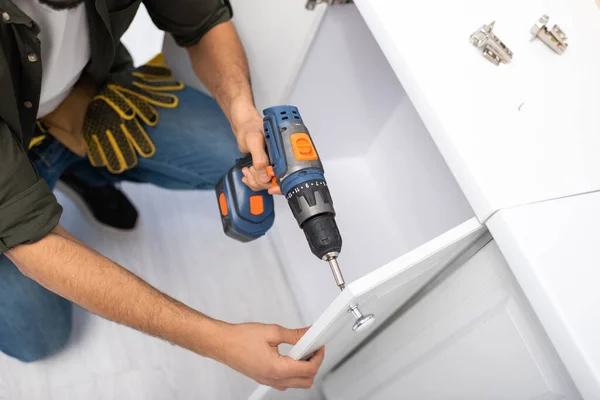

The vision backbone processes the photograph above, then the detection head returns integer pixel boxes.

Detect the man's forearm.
[187,21,254,121]
[5,226,325,388]
[187,21,275,193]
[5,226,223,358]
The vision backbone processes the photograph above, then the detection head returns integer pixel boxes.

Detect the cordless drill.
[215,105,346,290]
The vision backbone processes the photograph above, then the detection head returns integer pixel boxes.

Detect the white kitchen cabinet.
[156,0,594,398]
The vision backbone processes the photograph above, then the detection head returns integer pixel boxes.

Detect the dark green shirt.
[0,0,232,253]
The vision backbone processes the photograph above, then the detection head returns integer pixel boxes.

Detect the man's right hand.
[212,322,325,391]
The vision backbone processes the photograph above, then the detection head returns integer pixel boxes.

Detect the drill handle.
[215,155,275,242]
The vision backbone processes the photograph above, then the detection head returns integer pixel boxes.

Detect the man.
[0,0,324,391]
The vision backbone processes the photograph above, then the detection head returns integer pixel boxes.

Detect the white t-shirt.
[14,0,91,118]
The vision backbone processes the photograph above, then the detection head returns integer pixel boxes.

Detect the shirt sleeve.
[143,0,233,47]
[0,121,62,253]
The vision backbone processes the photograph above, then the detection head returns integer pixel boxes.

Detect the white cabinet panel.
[488,192,600,399]
[322,242,580,400]
[162,0,326,111]
[354,0,600,220]
[250,218,490,400]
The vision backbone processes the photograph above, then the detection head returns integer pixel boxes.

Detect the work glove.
[82,55,184,173]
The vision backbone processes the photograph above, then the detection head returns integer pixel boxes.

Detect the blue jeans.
[0,87,242,362]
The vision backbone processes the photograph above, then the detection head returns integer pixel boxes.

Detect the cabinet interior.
[268,6,475,323]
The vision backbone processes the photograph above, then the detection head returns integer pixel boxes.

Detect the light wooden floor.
[0,183,306,399]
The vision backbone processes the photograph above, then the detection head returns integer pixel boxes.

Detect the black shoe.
[57,172,138,231]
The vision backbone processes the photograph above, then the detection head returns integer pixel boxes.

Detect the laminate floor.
[0,183,306,400]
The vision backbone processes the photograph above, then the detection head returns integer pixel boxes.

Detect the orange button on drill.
[249,195,264,215]
[290,133,318,161]
[266,166,275,177]
[219,192,228,216]
[266,166,278,187]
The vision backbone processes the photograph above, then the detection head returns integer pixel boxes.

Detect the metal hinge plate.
[530,15,568,55]
[470,21,513,65]
[305,0,353,11]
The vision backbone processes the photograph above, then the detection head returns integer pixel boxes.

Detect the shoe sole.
[55,181,139,234]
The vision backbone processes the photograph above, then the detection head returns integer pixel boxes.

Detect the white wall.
[287,5,405,161]
[121,4,164,66]
[162,0,326,112]
[367,96,474,253]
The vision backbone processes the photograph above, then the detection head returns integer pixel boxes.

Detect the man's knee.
[142,87,245,188]
[0,257,73,362]
[177,88,243,167]
[210,132,244,174]
[4,315,72,362]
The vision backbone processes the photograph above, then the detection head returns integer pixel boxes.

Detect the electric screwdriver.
[215,105,346,290]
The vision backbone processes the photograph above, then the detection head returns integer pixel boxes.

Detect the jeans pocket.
[30,140,78,188]
[31,139,70,168]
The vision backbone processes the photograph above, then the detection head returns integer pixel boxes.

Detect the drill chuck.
[301,214,342,260]
[285,178,342,260]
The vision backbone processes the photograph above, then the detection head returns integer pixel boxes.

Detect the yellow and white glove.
[83,56,184,173]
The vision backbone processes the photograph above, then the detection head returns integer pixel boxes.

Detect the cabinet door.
[322,241,580,400]
[162,0,327,111]
[249,218,579,400]
[250,218,490,400]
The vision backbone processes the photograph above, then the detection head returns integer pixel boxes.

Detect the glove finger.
[97,86,135,120]
[84,99,125,134]
[86,135,107,168]
[136,78,184,92]
[123,118,155,158]
[119,90,159,126]
[107,124,138,173]
[89,126,136,173]
[119,84,179,109]
[134,64,173,79]
[83,96,139,173]
[82,101,116,168]
[95,130,125,173]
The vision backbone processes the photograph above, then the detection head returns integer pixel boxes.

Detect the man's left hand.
[231,103,281,195]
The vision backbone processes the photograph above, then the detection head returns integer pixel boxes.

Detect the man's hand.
[214,323,325,391]
[230,103,281,195]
